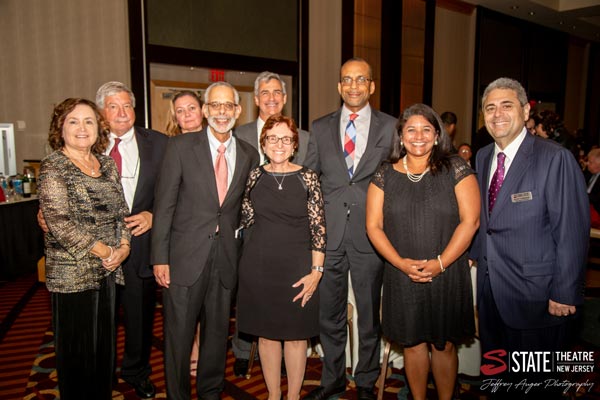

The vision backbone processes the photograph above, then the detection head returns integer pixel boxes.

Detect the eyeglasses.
[340,76,371,86]
[121,156,140,180]
[265,135,293,145]
[206,102,238,111]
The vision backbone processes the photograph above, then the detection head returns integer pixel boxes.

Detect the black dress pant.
[118,265,156,384]
[163,240,233,400]
[52,275,116,400]
[318,228,383,389]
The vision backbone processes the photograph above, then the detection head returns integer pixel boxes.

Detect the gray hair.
[204,81,240,105]
[253,71,287,97]
[481,77,528,108]
[96,81,136,109]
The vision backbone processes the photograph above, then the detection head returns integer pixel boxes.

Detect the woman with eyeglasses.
[237,115,326,400]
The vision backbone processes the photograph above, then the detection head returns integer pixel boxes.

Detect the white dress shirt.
[207,127,236,188]
[488,127,528,188]
[340,104,372,173]
[107,128,139,211]
[256,118,266,165]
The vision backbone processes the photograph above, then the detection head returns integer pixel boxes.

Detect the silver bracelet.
[311,265,324,273]
[437,255,445,273]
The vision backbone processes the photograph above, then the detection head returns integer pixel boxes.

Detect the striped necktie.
[344,113,358,177]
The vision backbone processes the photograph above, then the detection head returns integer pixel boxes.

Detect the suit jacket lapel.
[224,138,250,206]
[132,128,150,211]
[192,129,220,206]
[353,110,382,180]
[489,134,534,223]
[329,110,348,176]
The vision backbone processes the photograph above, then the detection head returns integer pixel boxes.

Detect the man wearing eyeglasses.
[235,71,310,166]
[303,58,396,400]
[232,71,310,376]
[152,81,259,400]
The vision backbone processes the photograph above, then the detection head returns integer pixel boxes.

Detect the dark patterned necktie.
[344,113,358,177]
[488,152,506,213]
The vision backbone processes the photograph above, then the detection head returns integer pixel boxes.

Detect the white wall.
[0,0,130,173]
[431,6,477,145]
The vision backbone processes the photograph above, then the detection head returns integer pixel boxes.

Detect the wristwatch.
[311,265,324,273]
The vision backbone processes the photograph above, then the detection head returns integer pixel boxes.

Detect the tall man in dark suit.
[471,78,589,389]
[235,71,310,166]
[98,82,167,399]
[303,58,395,400]
[232,70,310,375]
[152,81,259,400]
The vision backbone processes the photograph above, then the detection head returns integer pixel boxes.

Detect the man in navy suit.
[471,78,589,380]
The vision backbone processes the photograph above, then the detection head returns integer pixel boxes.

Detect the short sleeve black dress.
[371,156,475,350]
[237,166,326,340]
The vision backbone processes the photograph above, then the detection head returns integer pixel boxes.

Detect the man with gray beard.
[152,82,259,400]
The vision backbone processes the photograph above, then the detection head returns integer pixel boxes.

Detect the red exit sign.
[210,69,225,82]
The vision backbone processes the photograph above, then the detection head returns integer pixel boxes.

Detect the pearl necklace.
[402,156,429,183]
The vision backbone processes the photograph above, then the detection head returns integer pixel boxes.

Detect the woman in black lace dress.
[366,104,480,400]
[237,115,326,400]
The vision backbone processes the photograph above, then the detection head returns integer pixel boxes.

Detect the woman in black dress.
[366,104,480,400]
[237,115,326,400]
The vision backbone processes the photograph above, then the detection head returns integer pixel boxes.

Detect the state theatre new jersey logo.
[479,350,596,395]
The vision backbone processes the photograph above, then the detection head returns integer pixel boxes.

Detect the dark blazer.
[304,107,395,252]
[471,133,589,329]
[234,120,310,165]
[124,127,168,278]
[151,128,259,289]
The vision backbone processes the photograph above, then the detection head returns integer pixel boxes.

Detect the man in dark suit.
[151,81,259,400]
[303,58,395,400]
[235,71,309,166]
[471,78,589,392]
[231,70,309,375]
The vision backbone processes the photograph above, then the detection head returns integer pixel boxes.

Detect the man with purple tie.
[471,77,589,395]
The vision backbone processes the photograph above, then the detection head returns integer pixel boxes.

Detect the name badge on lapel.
[511,191,533,203]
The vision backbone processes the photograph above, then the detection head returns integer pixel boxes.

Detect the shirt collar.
[256,117,266,137]
[494,127,527,162]
[111,127,135,142]
[207,126,233,151]
[342,103,371,122]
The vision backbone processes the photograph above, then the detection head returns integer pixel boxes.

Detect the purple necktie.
[488,152,506,213]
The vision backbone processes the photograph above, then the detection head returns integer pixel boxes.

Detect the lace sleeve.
[450,155,474,185]
[302,168,326,253]
[240,167,262,229]
[370,162,388,190]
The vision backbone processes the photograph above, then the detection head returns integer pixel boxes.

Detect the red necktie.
[488,152,506,213]
[215,144,228,205]
[109,138,122,175]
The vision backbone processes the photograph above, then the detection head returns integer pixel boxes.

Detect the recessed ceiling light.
[572,25,577,30]
[529,11,535,16]
[559,21,564,25]
[510,5,519,10]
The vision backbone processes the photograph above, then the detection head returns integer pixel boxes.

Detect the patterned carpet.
[2,273,600,399]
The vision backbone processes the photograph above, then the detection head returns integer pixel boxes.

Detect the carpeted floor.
[2,273,600,399]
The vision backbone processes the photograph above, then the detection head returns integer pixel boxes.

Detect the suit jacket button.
[217,212,222,217]
[486,229,492,235]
